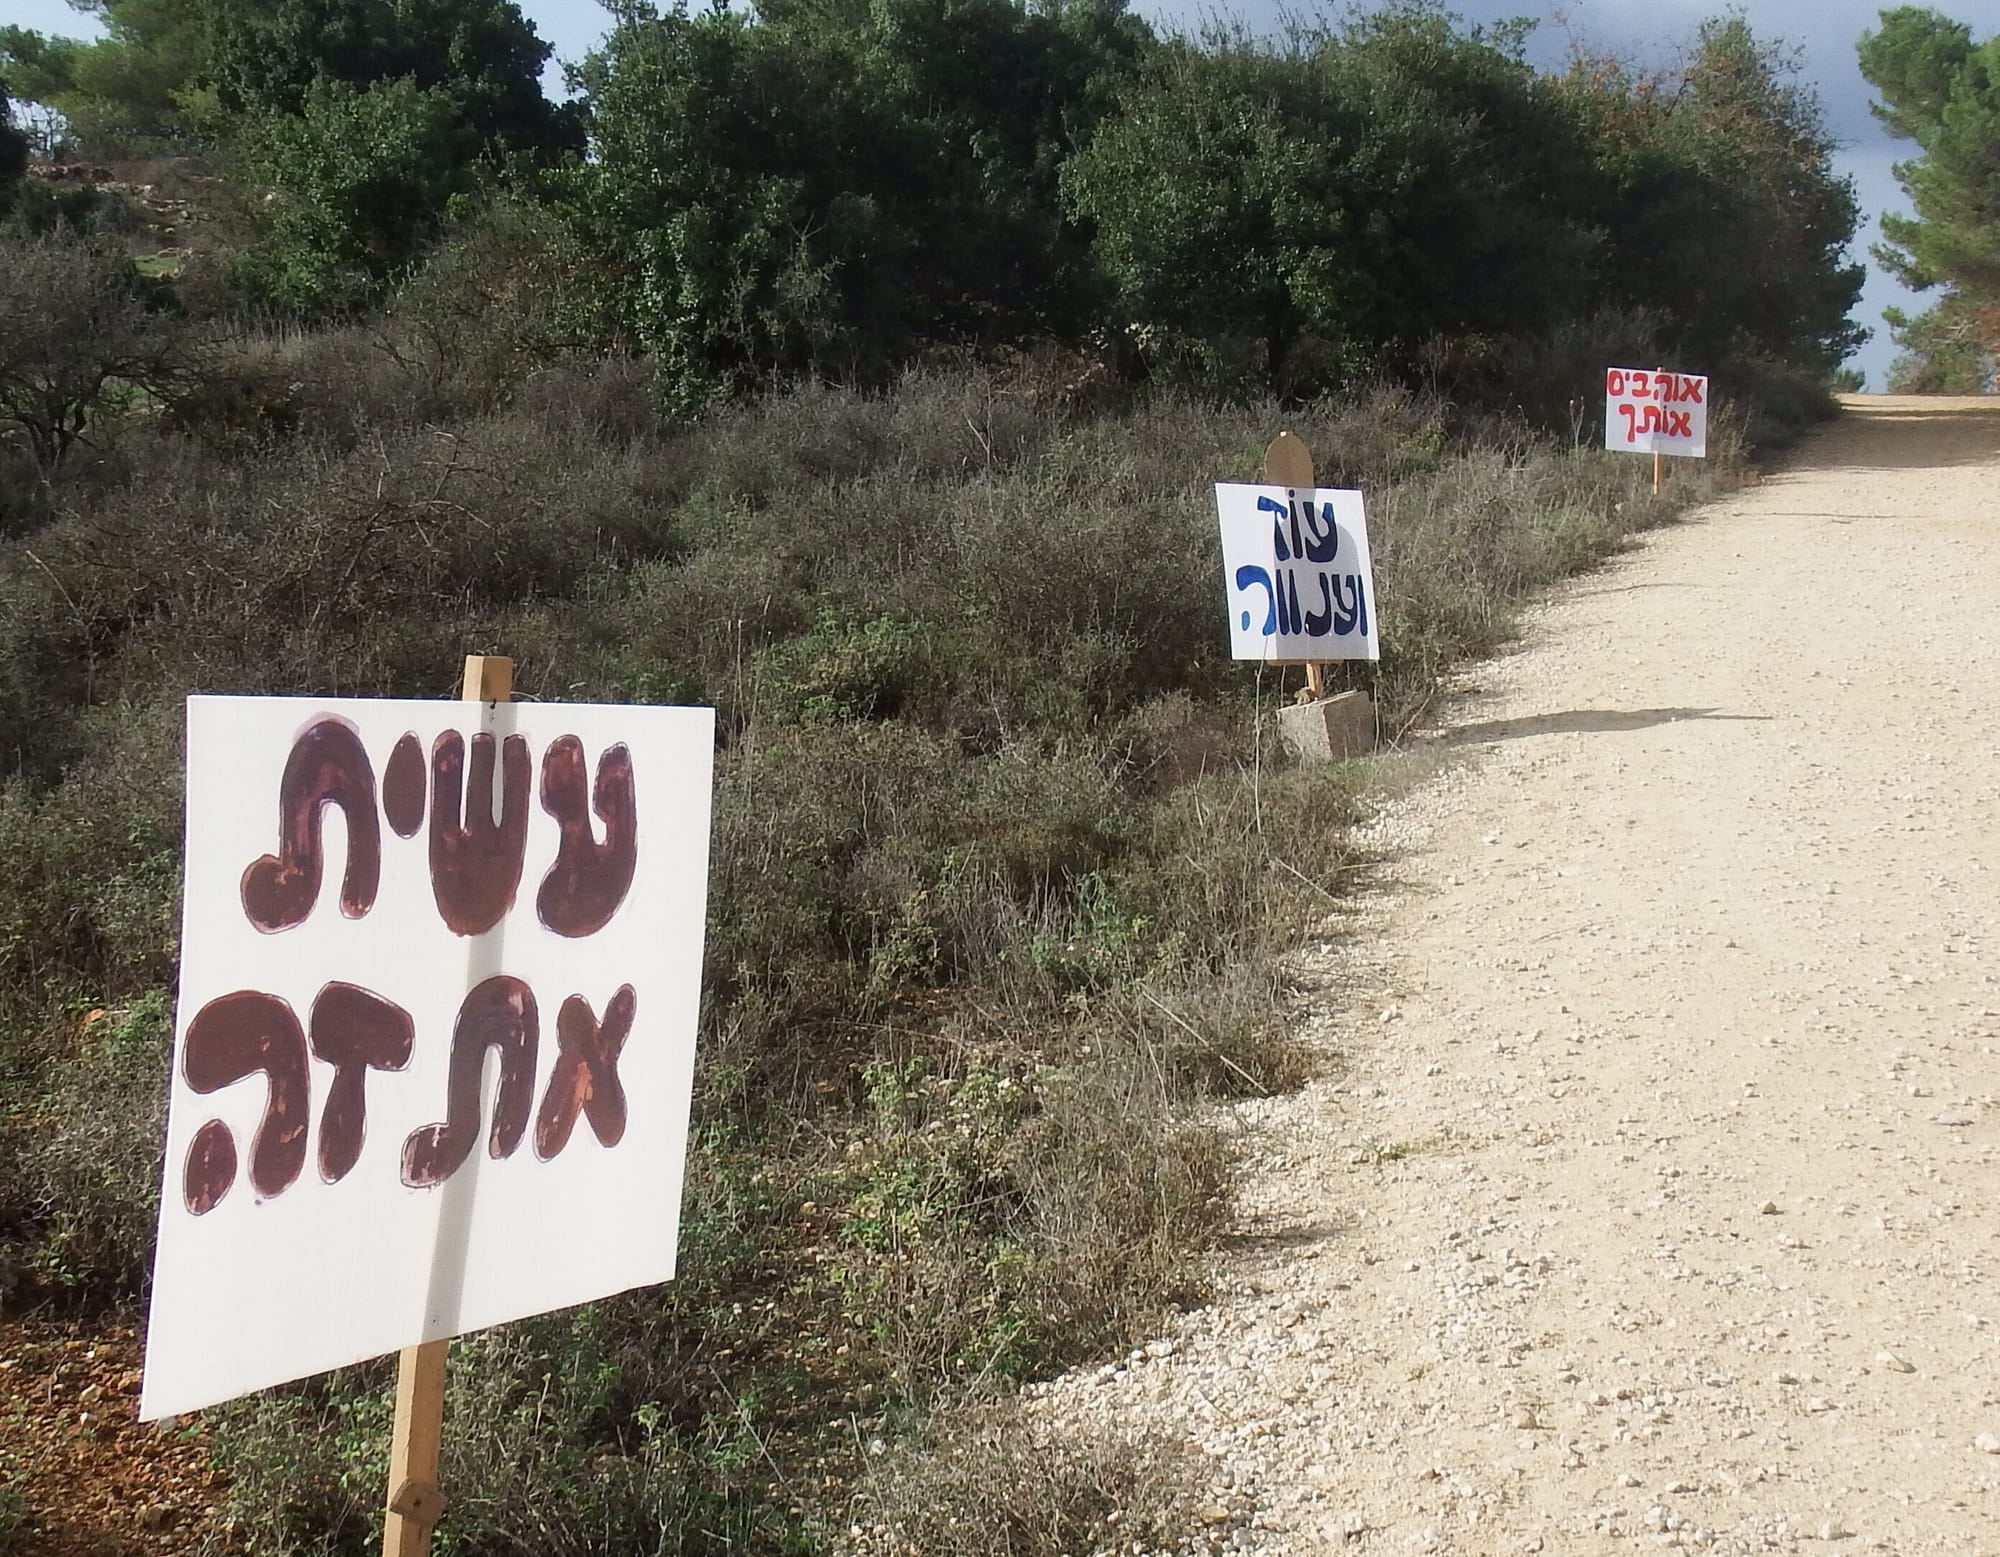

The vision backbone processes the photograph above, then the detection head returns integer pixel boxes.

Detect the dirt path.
[1034,397,2000,1554]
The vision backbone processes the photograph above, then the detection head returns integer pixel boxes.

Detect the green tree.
[0,1,219,155]
[1554,17,1865,375]
[1883,294,1996,391]
[233,74,462,313]
[0,79,28,197]
[1061,12,1610,389]
[206,0,577,160]
[1858,8,2000,385]
[573,0,1149,409]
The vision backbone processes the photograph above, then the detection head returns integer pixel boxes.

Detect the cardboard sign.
[1215,483,1379,663]
[141,696,714,1420]
[1605,367,1707,457]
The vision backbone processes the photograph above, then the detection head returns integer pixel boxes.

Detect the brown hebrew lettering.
[309,982,415,1183]
[536,738,638,938]
[428,731,531,936]
[534,985,636,1159]
[382,732,427,839]
[401,975,539,1187]
[182,991,310,1207]
[183,1119,238,1216]
[240,717,381,932]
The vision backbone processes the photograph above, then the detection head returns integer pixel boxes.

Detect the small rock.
[1875,1350,1915,1374]
[1146,1339,1177,1360]
[1616,1473,1642,1488]
[1806,1395,1834,1413]
[1974,1432,2000,1455]
[1198,1505,1233,1527]
[1511,1406,1541,1430]
[1759,1200,1780,1215]
[1819,1519,1851,1541]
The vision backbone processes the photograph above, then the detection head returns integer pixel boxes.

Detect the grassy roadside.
[0,346,1814,1555]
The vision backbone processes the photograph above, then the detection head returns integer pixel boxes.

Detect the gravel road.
[1030,396,2000,1554]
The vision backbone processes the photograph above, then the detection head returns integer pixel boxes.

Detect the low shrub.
[0,356,1765,1554]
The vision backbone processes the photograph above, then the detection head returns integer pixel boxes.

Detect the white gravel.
[1025,398,2000,1554]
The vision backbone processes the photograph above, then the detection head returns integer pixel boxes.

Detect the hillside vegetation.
[0,3,1862,1553]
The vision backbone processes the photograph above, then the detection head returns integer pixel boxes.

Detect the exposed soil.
[1031,396,2000,1553]
[0,1314,224,1555]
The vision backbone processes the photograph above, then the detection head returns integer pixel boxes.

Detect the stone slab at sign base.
[1280,690,1376,764]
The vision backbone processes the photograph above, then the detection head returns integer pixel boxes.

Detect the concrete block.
[1278,689,1376,764]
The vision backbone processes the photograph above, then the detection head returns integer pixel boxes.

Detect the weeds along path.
[1029,396,2000,1554]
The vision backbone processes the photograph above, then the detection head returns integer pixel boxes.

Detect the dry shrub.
[848,1412,1210,1557]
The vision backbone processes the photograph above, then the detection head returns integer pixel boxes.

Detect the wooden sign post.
[1261,432,1325,701]
[1653,369,1664,496]
[383,652,509,1557]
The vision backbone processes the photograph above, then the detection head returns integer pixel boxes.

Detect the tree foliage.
[0,0,218,155]
[205,0,577,160]
[570,0,1149,409]
[233,76,465,314]
[1858,7,2000,388]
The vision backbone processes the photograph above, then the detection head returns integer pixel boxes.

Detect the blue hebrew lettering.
[1235,565,1277,635]
[1257,495,1292,561]
[1301,501,1340,564]
[1333,574,1369,637]
[1303,570,1335,636]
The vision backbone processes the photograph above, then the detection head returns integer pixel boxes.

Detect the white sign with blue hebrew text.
[1215,484,1379,663]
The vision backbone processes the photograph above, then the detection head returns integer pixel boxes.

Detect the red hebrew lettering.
[537,738,638,938]
[429,731,531,936]
[535,985,636,1159]
[240,718,381,932]
[382,732,427,839]
[309,982,415,1183]
[1667,410,1694,438]
[1641,404,1665,433]
[1618,403,1638,442]
[1606,369,1626,395]
[1653,371,1674,400]
[401,975,539,1187]
[182,991,311,1210]
[1629,374,1651,399]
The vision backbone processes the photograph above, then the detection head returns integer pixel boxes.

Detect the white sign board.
[141,695,714,1420]
[1604,367,1708,457]
[1215,483,1379,663]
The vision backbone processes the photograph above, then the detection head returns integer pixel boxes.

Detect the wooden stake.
[382,653,512,1557]
[384,1340,449,1556]
[1652,367,1665,495]
[1261,434,1325,699]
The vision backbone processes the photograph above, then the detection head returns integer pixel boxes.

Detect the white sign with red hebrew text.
[1605,367,1708,458]
[141,695,714,1420]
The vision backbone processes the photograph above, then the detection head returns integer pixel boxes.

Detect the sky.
[3,0,1943,388]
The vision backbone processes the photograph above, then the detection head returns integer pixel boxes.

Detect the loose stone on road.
[1030,397,2000,1553]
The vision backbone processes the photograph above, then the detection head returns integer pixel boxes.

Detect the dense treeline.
[0,4,1863,1554]
[1859,6,2000,391]
[2,1,1862,407]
